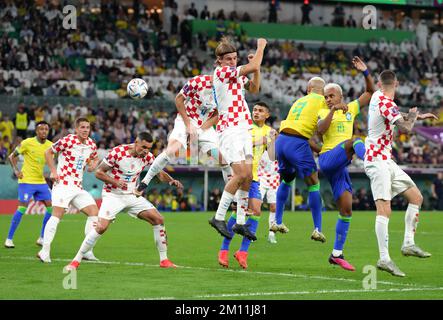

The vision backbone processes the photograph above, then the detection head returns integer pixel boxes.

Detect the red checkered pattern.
[52,134,97,188]
[179,75,217,127]
[102,144,154,194]
[258,154,280,190]
[365,91,402,162]
[213,66,252,133]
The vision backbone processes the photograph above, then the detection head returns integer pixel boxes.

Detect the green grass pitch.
[0,211,442,300]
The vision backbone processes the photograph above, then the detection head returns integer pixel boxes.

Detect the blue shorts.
[18,183,52,203]
[319,143,352,201]
[275,133,317,180]
[248,181,262,200]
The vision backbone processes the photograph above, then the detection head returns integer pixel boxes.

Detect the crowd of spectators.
[1,1,442,110]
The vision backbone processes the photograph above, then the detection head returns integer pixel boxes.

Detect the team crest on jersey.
[346,112,352,121]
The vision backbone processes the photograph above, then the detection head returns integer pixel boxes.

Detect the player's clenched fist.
[257,38,267,49]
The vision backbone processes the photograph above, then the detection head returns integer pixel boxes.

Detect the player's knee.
[153,215,164,225]
[95,222,108,234]
[411,192,423,207]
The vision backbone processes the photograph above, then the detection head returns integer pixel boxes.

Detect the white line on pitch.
[190,286,443,299]
[0,256,428,288]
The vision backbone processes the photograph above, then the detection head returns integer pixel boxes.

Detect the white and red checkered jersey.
[52,134,97,188]
[258,151,280,189]
[178,75,217,127]
[213,65,252,133]
[365,90,402,162]
[102,144,154,194]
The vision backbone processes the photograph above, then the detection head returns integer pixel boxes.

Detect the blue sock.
[276,181,291,224]
[239,216,259,252]
[334,214,351,251]
[40,207,52,238]
[7,206,27,240]
[308,184,322,231]
[221,213,236,251]
[353,139,366,160]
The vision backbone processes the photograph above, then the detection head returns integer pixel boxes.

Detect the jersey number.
[292,101,307,120]
[76,156,85,170]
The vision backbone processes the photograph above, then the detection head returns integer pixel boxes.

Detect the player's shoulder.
[86,136,97,148]
[110,144,129,155]
[144,152,155,163]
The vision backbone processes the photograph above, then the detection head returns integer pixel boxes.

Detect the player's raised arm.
[245,53,261,94]
[239,38,267,78]
[353,56,375,107]
[8,147,23,179]
[95,161,127,190]
[45,147,59,183]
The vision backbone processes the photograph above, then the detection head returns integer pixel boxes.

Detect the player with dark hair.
[65,132,182,270]
[5,121,53,248]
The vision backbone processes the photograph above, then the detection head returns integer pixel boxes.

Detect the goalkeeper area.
[1,211,442,300]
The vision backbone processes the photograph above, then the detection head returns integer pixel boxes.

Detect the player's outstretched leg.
[219,212,236,268]
[65,218,107,271]
[401,187,431,258]
[5,206,27,248]
[329,214,354,271]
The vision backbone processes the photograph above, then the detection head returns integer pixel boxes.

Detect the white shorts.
[168,117,218,154]
[259,184,277,204]
[52,185,96,210]
[218,127,253,165]
[98,192,155,220]
[364,159,416,201]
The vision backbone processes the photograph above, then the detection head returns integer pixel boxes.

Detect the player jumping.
[364,70,437,277]
[38,118,100,263]
[65,132,181,270]
[5,121,53,248]
[218,102,277,269]
[209,37,267,242]
[274,77,347,242]
[317,56,375,271]
[139,74,232,189]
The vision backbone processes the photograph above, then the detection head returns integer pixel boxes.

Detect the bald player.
[317,56,375,271]
[274,77,347,241]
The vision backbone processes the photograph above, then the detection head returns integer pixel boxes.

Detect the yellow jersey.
[318,100,360,154]
[251,122,272,181]
[279,92,328,139]
[16,137,53,184]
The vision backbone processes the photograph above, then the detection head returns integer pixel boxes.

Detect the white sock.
[42,216,60,253]
[142,152,171,186]
[236,189,249,225]
[215,191,234,221]
[332,249,343,257]
[269,211,276,229]
[221,165,232,184]
[85,216,98,236]
[375,215,390,261]
[74,229,102,262]
[403,203,419,247]
[153,224,168,261]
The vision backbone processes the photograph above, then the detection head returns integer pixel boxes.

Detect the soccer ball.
[127,78,148,99]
